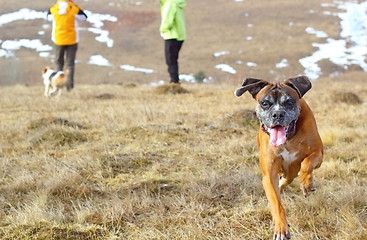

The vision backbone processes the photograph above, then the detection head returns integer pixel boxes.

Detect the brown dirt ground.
[0,0,363,86]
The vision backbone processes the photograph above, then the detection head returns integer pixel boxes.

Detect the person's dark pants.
[54,43,78,90]
[164,39,184,83]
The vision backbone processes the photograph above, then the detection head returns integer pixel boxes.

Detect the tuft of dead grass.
[29,128,88,148]
[0,222,112,240]
[28,117,87,130]
[100,152,157,176]
[153,84,190,95]
[332,91,363,105]
[94,93,116,100]
[221,109,258,129]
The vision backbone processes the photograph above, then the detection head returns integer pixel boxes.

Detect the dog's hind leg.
[56,89,62,97]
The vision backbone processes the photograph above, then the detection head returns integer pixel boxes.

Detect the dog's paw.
[273,223,291,240]
[301,184,316,197]
[273,228,291,240]
[273,233,291,240]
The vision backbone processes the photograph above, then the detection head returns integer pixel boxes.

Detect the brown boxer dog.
[235,76,323,240]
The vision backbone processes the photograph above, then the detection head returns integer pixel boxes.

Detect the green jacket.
[160,0,186,41]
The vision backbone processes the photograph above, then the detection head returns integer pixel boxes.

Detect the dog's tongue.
[269,126,287,147]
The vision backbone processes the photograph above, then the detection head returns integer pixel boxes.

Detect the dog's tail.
[60,69,69,79]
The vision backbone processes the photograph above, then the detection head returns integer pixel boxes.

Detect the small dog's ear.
[284,76,312,98]
[42,66,51,74]
[234,78,269,98]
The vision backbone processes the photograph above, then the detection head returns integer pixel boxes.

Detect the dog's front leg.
[45,85,50,97]
[300,151,323,196]
[260,156,291,240]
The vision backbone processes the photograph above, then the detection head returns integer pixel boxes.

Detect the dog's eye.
[261,100,271,109]
[285,99,295,108]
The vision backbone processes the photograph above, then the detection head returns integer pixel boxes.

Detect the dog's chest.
[278,147,299,169]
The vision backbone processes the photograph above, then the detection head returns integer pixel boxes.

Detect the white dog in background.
[42,66,68,97]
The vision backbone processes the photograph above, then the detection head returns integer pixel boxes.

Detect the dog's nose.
[272,111,285,120]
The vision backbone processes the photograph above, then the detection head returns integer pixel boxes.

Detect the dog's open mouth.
[262,120,297,147]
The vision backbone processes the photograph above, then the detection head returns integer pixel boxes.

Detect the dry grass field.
[0,0,367,239]
[0,72,366,239]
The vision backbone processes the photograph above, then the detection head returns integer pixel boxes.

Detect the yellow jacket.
[48,0,87,45]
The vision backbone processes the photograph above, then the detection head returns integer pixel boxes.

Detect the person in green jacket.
[160,0,186,84]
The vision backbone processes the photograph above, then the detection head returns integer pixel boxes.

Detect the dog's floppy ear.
[234,78,270,98]
[42,66,50,74]
[284,76,312,98]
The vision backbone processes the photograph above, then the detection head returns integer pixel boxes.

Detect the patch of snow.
[0,8,46,27]
[88,55,112,67]
[0,49,12,58]
[179,74,196,83]
[300,1,367,79]
[149,80,165,87]
[39,52,50,58]
[120,64,155,74]
[213,51,230,57]
[247,62,257,67]
[276,59,289,68]
[85,10,117,29]
[1,39,52,52]
[215,64,236,74]
[305,27,328,38]
[87,27,114,48]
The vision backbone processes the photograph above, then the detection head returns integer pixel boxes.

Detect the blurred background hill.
[1,0,365,86]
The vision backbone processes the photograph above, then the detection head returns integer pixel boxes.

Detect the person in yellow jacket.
[160,0,186,84]
[47,0,87,91]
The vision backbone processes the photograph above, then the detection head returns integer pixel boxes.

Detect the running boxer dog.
[235,76,323,240]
